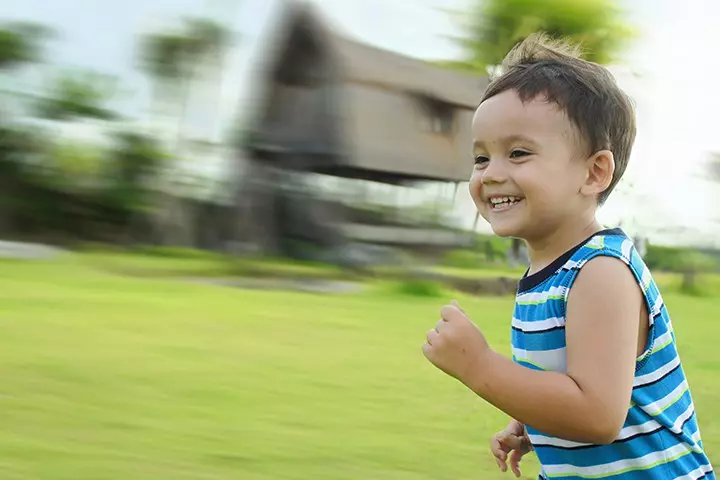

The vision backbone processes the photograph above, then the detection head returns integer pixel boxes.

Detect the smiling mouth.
[489,196,524,211]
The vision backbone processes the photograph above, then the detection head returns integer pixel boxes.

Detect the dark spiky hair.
[481,33,636,204]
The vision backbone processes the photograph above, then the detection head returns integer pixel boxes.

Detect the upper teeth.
[490,196,521,204]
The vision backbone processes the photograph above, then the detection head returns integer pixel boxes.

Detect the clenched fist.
[422,300,492,386]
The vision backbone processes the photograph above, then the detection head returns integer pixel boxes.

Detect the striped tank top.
[512,228,715,479]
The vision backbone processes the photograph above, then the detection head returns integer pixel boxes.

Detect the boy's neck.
[525,218,604,276]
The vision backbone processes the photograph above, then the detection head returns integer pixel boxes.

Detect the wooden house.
[238,1,491,259]
[246,0,490,185]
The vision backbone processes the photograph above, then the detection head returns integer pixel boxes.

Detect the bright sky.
[2,0,720,246]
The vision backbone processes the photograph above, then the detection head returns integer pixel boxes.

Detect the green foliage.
[678,251,718,273]
[183,17,231,62]
[137,17,231,82]
[448,0,636,71]
[0,21,53,69]
[35,69,119,121]
[392,279,445,298]
[0,122,168,241]
[644,245,717,273]
[102,131,165,213]
[0,124,38,172]
[473,234,511,263]
[440,235,512,271]
[130,245,223,260]
[442,249,484,269]
[644,245,718,297]
[137,32,191,81]
[644,245,682,271]
[19,138,103,204]
[0,125,40,220]
[676,251,717,296]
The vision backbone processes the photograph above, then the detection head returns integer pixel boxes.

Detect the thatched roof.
[249,1,489,184]
[281,0,487,109]
[331,35,488,110]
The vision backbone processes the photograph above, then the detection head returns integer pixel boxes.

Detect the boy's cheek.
[468,175,484,205]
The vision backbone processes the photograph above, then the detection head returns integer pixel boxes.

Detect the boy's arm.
[424,256,643,444]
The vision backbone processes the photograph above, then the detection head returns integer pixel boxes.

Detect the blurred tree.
[44,138,104,192]
[675,250,716,296]
[0,126,27,228]
[29,68,119,219]
[444,0,636,74]
[137,17,232,245]
[0,21,52,70]
[177,18,230,133]
[0,21,62,235]
[104,132,166,242]
[137,31,189,122]
[106,132,165,211]
[0,125,47,235]
[35,69,120,121]
[137,17,231,145]
[0,22,53,119]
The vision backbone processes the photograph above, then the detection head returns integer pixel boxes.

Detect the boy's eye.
[509,150,531,158]
[474,155,489,166]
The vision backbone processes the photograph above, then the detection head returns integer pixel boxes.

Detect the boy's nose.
[481,159,508,184]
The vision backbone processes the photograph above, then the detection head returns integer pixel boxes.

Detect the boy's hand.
[491,420,533,477]
[422,300,491,386]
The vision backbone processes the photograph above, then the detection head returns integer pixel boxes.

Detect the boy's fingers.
[490,436,508,457]
[499,433,525,451]
[440,305,462,322]
[509,449,524,477]
[495,455,508,472]
[491,436,510,472]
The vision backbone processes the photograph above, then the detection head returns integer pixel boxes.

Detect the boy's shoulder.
[556,227,645,280]
[569,227,632,263]
[515,228,655,310]
[561,228,657,311]
[516,228,636,294]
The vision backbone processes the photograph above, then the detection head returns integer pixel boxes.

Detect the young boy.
[422,33,715,479]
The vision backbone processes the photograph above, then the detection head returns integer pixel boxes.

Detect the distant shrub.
[132,246,223,260]
[393,279,444,298]
[675,251,717,296]
[643,244,717,295]
[442,249,483,269]
[473,234,511,263]
[644,245,691,272]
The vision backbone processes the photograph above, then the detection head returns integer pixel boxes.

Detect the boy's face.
[469,89,591,241]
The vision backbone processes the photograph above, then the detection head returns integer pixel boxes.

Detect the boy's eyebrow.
[473,134,539,149]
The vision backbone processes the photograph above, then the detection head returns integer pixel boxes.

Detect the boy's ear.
[581,150,615,197]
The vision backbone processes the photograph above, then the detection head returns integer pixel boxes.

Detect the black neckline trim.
[517,227,627,293]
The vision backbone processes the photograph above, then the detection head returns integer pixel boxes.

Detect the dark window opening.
[416,96,455,134]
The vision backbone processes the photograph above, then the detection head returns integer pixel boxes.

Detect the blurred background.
[0,0,717,478]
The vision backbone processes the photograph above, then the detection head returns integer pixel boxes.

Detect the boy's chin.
[489,222,524,239]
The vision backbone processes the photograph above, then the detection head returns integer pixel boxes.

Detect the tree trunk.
[509,238,523,266]
[681,269,697,294]
[155,72,195,247]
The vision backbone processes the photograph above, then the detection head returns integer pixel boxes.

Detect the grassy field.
[0,255,717,479]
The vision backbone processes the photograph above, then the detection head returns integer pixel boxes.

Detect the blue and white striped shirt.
[512,228,715,479]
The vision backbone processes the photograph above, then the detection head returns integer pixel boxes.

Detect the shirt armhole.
[559,246,657,371]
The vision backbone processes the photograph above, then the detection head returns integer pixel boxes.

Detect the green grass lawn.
[0,256,717,479]
[78,248,347,280]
